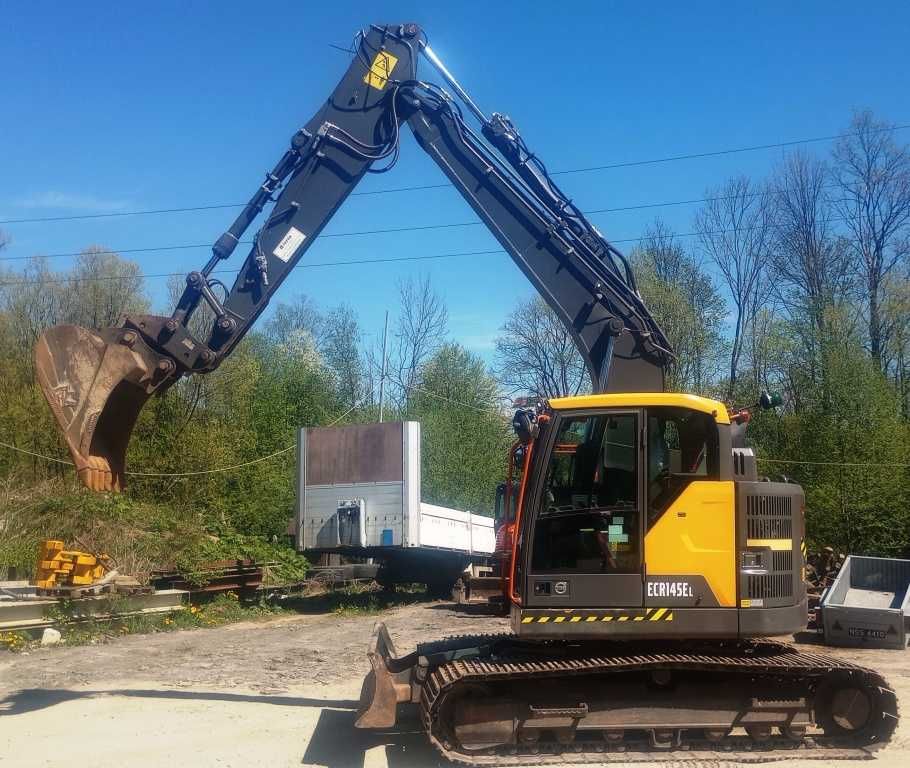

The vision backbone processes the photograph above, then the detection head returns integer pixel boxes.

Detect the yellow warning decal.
[746,538,793,551]
[521,608,675,624]
[363,50,398,90]
[741,599,751,608]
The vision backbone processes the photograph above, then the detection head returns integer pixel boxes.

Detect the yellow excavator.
[35,22,896,763]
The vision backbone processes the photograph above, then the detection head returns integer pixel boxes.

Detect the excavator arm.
[35,22,672,492]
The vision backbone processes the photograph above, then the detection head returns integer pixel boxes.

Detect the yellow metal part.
[521,608,675,623]
[644,481,736,607]
[35,539,109,589]
[363,50,398,90]
[548,392,730,423]
[746,538,793,551]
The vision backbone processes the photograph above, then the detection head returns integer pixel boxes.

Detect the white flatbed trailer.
[295,421,494,594]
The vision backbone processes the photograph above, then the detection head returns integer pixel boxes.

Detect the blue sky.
[2,1,909,360]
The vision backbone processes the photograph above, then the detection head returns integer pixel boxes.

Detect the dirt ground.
[1,599,909,768]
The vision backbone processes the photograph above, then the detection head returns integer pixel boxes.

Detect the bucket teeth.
[34,323,175,492]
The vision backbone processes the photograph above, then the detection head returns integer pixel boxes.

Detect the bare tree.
[770,152,853,331]
[262,294,324,347]
[766,152,857,401]
[390,274,448,404]
[696,176,774,397]
[634,222,726,394]
[62,247,148,330]
[321,304,362,409]
[495,295,588,398]
[833,111,910,370]
[0,257,66,354]
[0,250,147,377]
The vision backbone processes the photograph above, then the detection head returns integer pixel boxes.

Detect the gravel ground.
[1,599,908,768]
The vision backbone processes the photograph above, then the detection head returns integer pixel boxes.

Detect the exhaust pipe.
[34,322,178,492]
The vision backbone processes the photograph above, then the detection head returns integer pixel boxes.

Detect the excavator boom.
[36,22,671,491]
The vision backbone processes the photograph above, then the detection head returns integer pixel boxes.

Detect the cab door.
[524,409,644,608]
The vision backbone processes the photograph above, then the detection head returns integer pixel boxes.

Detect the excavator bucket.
[355,622,416,729]
[34,324,174,492]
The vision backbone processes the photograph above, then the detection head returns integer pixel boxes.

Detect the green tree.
[750,342,910,555]
[405,343,511,515]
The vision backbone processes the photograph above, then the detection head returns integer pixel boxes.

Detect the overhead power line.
[4,436,907,479]
[0,187,842,263]
[2,122,907,226]
[0,371,509,477]
[0,382,376,478]
[0,249,504,287]
[0,211,858,287]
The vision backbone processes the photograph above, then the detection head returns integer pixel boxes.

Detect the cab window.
[531,412,640,574]
[647,407,718,528]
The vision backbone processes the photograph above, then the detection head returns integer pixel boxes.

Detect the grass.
[0,473,309,588]
[0,631,29,652]
[275,581,429,617]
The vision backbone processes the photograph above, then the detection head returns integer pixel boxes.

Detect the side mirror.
[512,409,539,445]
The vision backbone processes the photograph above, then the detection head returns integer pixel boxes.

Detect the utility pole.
[378,310,389,423]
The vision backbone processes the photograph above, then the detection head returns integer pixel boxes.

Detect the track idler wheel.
[815,672,896,744]
[444,684,518,753]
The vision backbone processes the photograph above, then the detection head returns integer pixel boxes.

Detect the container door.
[525,410,644,607]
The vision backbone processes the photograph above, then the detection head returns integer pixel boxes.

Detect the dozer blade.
[34,324,176,492]
[356,622,417,729]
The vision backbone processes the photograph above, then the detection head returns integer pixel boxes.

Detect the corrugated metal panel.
[304,482,405,548]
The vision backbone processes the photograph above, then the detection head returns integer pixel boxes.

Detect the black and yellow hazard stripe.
[521,607,674,624]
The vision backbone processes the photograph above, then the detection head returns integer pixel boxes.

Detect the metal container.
[820,555,910,649]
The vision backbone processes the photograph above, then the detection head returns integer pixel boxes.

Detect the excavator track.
[418,639,898,765]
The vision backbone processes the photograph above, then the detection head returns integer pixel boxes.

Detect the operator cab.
[511,393,733,613]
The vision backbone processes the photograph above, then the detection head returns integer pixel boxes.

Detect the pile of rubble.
[805,546,845,630]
